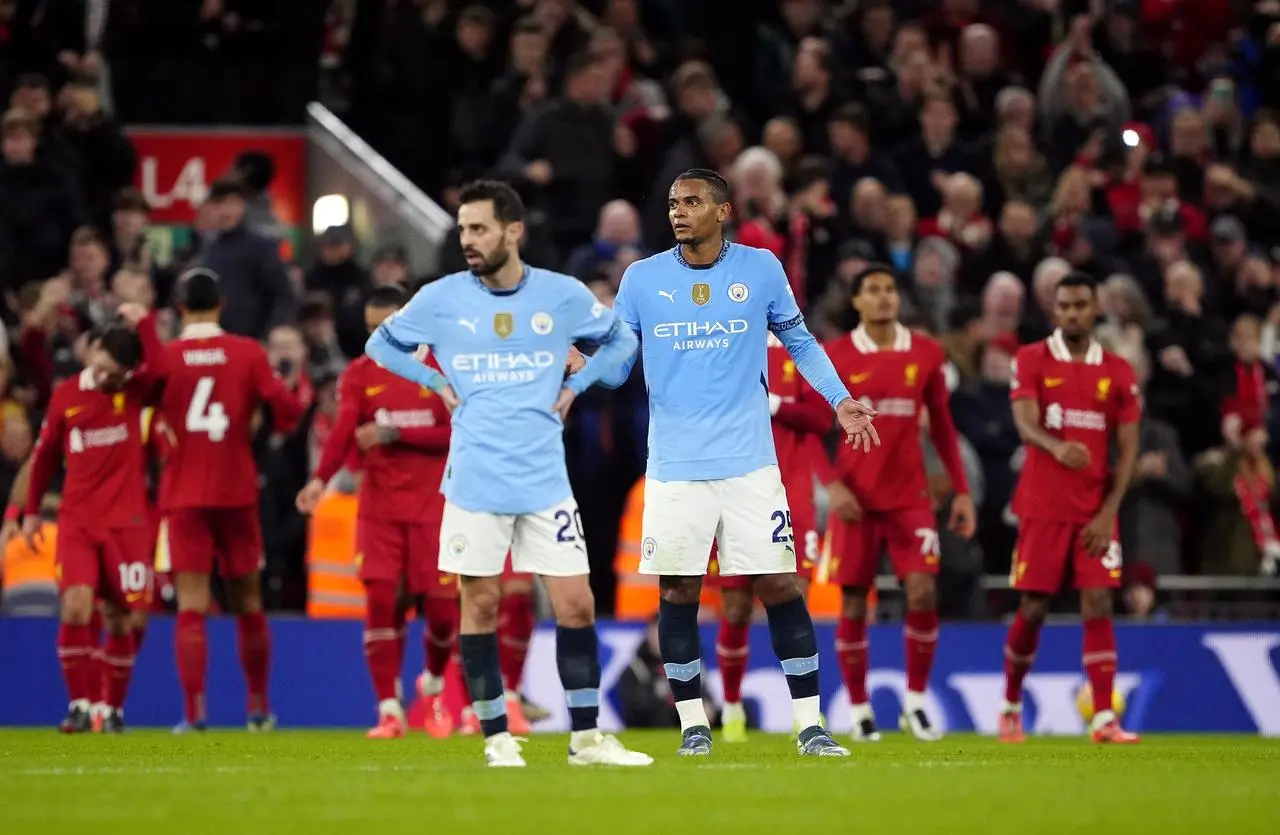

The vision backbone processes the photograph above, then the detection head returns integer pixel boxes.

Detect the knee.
[128,611,148,633]
[1080,589,1113,620]
[229,580,263,616]
[364,580,399,625]
[658,575,701,606]
[554,591,594,629]
[174,573,210,614]
[721,590,753,626]
[60,588,94,625]
[462,582,502,631]
[904,574,937,612]
[1018,595,1049,627]
[103,606,131,637]
[840,588,868,622]
[753,574,800,607]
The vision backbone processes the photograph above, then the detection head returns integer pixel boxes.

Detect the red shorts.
[56,522,154,612]
[162,506,263,579]
[501,552,532,584]
[827,506,940,588]
[356,517,456,597]
[1012,518,1122,594]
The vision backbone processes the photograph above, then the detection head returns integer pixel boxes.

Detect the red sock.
[88,609,105,706]
[236,612,271,715]
[103,632,137,710]
[363,581,400,703]
[835,615,869,704]
[421,596,459,679]
[1003,612,1041,704]
[1083,617,1117,717]
[904,609,939,695]
[497,591,534,693]
[392,606,407,671]
[175,611,207,724]
[716,620,750,704]
[57,623,94,703]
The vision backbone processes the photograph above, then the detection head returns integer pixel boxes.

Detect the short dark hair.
[674,168,731,204]
[113,187,150,214]
[1057,271,1098,295]
[792,155,831,191]
[850,263,898,297]
[458,179,525,224]
[176,267,222,312]
[298,291,334,324]
[367,285,407,309]
[829,102,869,133]
[208,175,248,200]
[565,51,600,80]
[512,15,545,36]
[92,322,144,369]
[15,73,49,92]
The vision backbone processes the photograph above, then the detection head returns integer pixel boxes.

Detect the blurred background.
[1,0,1279,629]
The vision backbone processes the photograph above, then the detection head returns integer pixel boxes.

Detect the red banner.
[127,128,307,227]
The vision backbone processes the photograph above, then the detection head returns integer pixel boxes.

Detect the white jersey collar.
[851,323,911,353]
[181,322,224,339]
[1047,329,1102,365]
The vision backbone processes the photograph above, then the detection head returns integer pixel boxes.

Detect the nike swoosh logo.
[64,406,84,418]
[848,372,871,384]
[365,385,387,397]
[1044,378,1065,388]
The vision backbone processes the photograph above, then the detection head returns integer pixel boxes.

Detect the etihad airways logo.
[652,319,749,351]
[451,351,556,384]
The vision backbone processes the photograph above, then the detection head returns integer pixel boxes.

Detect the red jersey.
[767,336,829,500]
[1010,331,1141,523]
[314,356,451,523]
[142,319,303,510]
[824,324,969,512]
[27,370,153,528]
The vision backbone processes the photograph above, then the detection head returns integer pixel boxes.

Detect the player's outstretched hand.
[0,518,19,546]
[836,398,880,453]
[826,480,862,523]
[117,302,148,327]
[552,386,576,420]
[21,515,42,551]
[948,493,976,539]
[1080,510,1113,557]
[1053,440,1091,470]
[440,385,460,413]
[565,346,586,376]
[295,478,325,516]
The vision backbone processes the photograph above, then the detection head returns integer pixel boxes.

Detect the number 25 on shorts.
[770,509,793,544]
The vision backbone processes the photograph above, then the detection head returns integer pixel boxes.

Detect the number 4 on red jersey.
[139,316,304,510]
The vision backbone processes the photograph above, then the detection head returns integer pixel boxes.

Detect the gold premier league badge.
[493,312,514,338]
[692,283,711,305]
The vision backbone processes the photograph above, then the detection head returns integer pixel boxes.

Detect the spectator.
[827,103,901,213]
[1198,427,1280,576]
[334,243,412,360]
[982,124,1052,214]
[882,192,917,276]
[953,23,1015,141]
[497,51,623,257]
[0,109,82,289]
[1038,16,1131,173]
[233,151,284,241]
[963,199,1045,294]
[1120,349,1192,577]
[193,176,296,338]
[896,93,970,218]
[762,116,803,184]
[977,272,1024,343]
[58,80,136,229]
[847,177,888,258]
[777,38,845,156]
[917,172,992,255]
[1096,273,1152,365]
[297,292,346,382]
[565,199,642,284]
[305,224,366,312]
[1019,256,1071,343]
[910,235,960,334]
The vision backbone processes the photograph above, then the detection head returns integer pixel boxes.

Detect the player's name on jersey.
[182,348,229,366]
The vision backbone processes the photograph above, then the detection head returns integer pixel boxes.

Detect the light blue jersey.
[595,242,851,482]
[366,266,638,514]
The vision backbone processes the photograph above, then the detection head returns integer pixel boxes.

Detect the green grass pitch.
[1,730,1277,834]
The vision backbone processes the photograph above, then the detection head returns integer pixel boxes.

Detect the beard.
[466,247,509,277]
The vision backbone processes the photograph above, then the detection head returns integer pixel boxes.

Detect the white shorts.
[438,496,589,578]
[639,465,795,577]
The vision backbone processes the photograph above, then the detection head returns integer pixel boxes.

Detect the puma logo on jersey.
[658,289,676,303]
[1044,377,1065,388]
[364,385,387,397]
[848,372,871,384]
[458,318,478,333]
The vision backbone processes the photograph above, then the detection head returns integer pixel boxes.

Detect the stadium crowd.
[2,0,1280,620]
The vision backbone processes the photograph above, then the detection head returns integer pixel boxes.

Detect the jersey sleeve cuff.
[4,504,19,522]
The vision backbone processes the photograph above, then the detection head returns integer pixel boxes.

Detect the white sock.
[792,695,822,731]
[1091,709,1115,732]
[569,728,600,750]
[722,701,745,720]
[904,691,927,714]
[419,672,445,697]
[503,689,519,701]
[1002,700,1022,714]
[378,698,405,720]
[849,702,873,722]
[675,699,710,732]
[71,698,91,713]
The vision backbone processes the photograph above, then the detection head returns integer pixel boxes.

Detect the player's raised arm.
[577,269,641,390]
[757,251,879,450]
[563,281,639,396]
[364,284,450,393]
